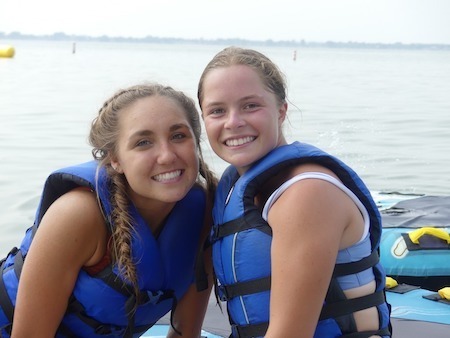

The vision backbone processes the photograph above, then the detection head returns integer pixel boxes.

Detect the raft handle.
[408,227,450,244]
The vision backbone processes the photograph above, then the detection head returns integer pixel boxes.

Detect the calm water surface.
[1,41,449,255]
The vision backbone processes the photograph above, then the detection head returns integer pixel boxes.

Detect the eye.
[136,139,152,147]
[172,132,187,141]
[208,108,225,116]
[244,102,259,110]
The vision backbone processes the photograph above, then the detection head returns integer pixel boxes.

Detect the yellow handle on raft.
[385,276,398,289]
[438,287,450,300]
[408,227,450,244]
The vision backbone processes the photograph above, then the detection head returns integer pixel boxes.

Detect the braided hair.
[89,83,217,309]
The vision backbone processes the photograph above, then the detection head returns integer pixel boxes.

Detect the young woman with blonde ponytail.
[0,83,217,338]
[198,47,391,338]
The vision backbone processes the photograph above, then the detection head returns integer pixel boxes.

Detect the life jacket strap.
[0,247,25,336]
[0,260,14,336]
[64,264,177,338]
[231,321,268,338]
[340,326,391,338]
[320,290,386,320]
[12,248,24,280]
[195,238,210,292]
[94,266,135,295]
[64,295,155,337]
[218,251,378,301]
[333,250,379,277]
[211,211,272,242]
[218,276,271,301]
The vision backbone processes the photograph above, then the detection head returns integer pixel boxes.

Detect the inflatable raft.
[378,192,450,337]
[142,325,223,338]
[379,193,450,291]
[0,45,15,58]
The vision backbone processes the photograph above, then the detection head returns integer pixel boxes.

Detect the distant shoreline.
[1,31,449,50]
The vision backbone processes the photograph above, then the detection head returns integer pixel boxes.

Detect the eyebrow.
[128,123,190,139]
[241,94,263,101]
[170,123,189,132]
[203,94,263,108]
[129,129,154,140]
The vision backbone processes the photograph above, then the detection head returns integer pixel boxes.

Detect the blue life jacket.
[0,160,206,337]
[211,142,391,338]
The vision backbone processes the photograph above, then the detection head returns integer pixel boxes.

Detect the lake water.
[1,40,449,255]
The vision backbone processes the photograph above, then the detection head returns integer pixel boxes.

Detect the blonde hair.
[89,83,217,307]
[198,46,287,109]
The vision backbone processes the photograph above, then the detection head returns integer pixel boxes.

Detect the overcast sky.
[1,0,449,44]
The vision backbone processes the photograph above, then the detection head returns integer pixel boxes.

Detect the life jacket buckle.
[211,224,220,242]
[217,284,229,301]
[145,290,164,305]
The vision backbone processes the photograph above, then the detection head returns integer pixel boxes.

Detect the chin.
[231,155,259,168]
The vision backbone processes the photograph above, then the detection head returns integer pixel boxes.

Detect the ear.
[110,158,123,174]
[278,102,288,123]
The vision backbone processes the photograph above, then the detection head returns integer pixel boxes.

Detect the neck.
[136,202,175,236]
[237,139,288,176]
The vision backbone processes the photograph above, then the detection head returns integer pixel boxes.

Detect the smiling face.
[111,95,199,210]
[201,65,287,174]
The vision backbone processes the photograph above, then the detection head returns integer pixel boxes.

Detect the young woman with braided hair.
[0,83,217,337]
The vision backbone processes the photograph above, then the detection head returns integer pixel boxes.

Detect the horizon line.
[1,31,449,48]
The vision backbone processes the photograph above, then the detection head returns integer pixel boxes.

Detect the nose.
[156,142,177,164]
[224,110,245,129]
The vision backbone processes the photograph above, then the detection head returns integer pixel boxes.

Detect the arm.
[11,189,107,338]
[264,177,362,338]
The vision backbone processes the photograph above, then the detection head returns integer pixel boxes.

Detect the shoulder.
[267,164,354,226]
[267,164,364,246]
[289,162,340,180]
[48,188,103,222]
[260,162,340,204]
[36,187,108,267]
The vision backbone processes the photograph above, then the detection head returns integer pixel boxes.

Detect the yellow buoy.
[0,45,15,58]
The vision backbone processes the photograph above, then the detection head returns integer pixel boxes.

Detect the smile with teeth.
[152,170,182,182]
[225,136,255,147]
